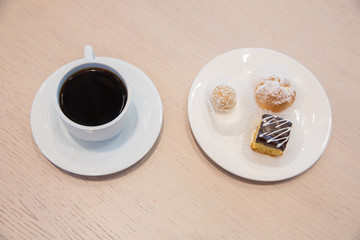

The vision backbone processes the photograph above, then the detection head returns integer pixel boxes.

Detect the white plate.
[188,48,332,181]
[31,57,163,176]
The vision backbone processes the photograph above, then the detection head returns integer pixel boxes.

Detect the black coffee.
[59,67,127,126]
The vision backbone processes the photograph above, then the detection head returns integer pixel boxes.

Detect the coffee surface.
[59,68,127,126]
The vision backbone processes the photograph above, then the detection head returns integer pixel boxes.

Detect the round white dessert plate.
[31,57,163,176]
[188,48,332,181]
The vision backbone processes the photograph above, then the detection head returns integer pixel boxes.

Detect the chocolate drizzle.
[255,114,292,151]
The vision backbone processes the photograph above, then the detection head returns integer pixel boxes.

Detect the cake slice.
[251,114,292,156]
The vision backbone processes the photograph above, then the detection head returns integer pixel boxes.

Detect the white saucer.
[31,57,163,176]
[188,48,332,181]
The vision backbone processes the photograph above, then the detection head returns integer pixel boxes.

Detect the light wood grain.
[1,0,360,239]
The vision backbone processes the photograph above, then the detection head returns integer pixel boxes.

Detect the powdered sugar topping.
[255,74,295,105]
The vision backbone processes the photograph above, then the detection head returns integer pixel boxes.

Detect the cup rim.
[53,61,132,131]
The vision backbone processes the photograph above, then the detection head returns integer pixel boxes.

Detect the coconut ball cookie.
[210,84,237,111]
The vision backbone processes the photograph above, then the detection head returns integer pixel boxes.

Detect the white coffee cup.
[53,46,131,141]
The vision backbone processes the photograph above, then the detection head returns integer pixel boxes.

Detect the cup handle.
[84,45,95,61]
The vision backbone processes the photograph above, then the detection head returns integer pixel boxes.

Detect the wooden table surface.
[1,0,359,239]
